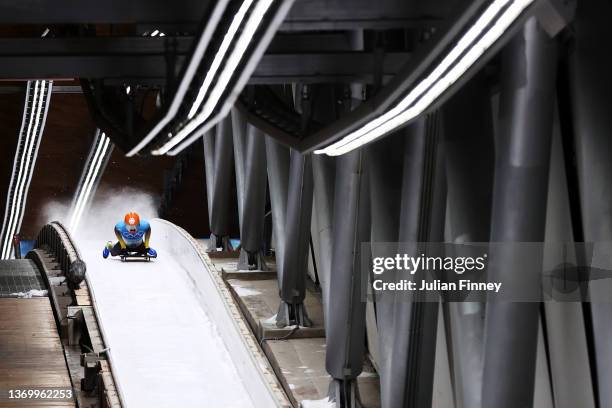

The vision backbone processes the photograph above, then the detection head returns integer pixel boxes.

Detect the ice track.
[82,219,270,407]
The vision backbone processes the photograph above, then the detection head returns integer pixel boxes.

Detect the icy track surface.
[82,223,254,407]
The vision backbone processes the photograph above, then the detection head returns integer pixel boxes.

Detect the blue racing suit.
[110,220,151,256]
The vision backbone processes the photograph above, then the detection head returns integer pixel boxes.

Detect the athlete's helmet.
[124,212,140,233]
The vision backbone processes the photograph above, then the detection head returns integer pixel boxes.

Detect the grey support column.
[203,129,215,229]
[369,135,405,243]
[311,154,335,317]
[276,150,314,327]
[237,125,269,271]
[209,115,235,251]
[368,134,405,374]
[481,18,557,408]
[265,137,290,276]
[325,149,370,408]
[442,72,494,408]
[570,1,612,405]
[232,108,247,231]
[310,85,340,320]
[377,115,445,408]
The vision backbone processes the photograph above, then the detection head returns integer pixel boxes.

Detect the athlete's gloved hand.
[147,248,157,258]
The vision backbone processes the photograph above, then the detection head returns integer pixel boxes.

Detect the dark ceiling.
[0,0,466,238]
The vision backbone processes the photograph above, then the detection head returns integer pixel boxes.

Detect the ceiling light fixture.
[152,0,275,156]
[126,0,232,157]
[0,80,52,259]
[187,0,257,120]
[68,131,113,232]
[314,0,534,156]
[154,0,291,156]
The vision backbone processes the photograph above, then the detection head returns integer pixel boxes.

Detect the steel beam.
[543,115,595,408]
[249,52,409,85]
[208,116,234,251]
[367,133,405,382]
[325,149,370,408]
[282,0,449,30]
[0,1,209,24]
[324,34,371,407]
[237,125,269,271]
[265,138,290,276]
[0,36,408,83]
[310,84,339,318]
[0,0,448,28]
[232,108,247,232]
[368,134,405,243]
[481,17,557,408]
[441,72,494,408]
[570,1,612,405]
[376,115,445,408]
[277,151,314,327]
[311,154,335,317]
[202,129,215,224]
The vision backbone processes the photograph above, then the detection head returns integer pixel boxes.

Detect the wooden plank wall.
[0,298,75,407]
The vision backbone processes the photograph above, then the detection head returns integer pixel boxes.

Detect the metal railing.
[34,221,86,287]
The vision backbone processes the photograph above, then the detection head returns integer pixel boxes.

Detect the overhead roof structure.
[0,2,598,408]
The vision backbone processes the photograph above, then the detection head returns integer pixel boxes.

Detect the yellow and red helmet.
[124,212,140,232]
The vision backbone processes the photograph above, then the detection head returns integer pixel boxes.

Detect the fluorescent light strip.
[1,81,43,258]
[70,133,109,230]
[167,118,218,156]
[69,134,111,232]
[68,132,103,229]
[0,82,37,259]
[68,131,107,231]
[126,0,231,157]
[4,81,52,258]
[5,81,49,258]
[153,0,274,155]
[1,81,49,258]
[315,0,533,156]
[321,0,510,151]
[166,0,295,156]
[0,84,32,257]
[188,0,256,119]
